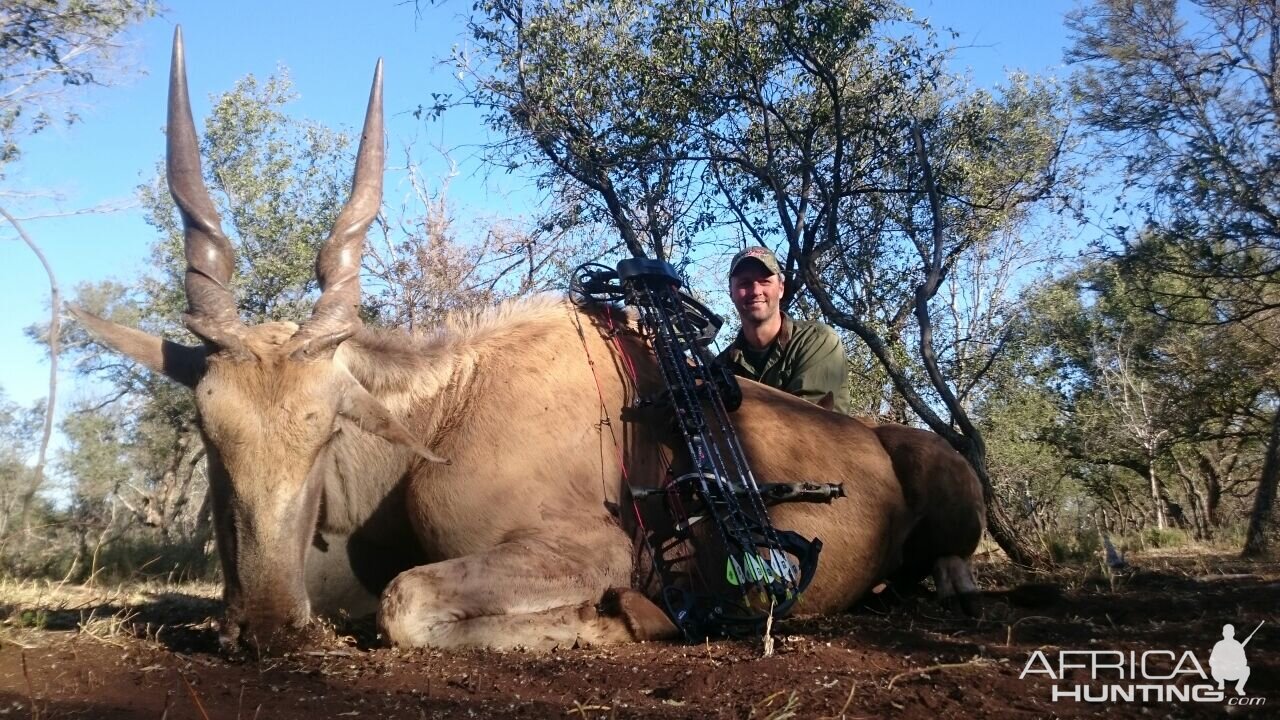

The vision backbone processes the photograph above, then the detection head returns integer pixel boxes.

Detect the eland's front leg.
[377,528,676,649]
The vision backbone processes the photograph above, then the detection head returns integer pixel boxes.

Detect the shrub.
[1140,526,1191,550]
[1045,528,1102,563]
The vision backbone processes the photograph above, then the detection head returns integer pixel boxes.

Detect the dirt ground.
[0,549,1275,719]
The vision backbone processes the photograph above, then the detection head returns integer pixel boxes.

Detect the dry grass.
[0,576,220,647]
[749,690,799,720]
[0,575,219,609]
[974,539,1279,592]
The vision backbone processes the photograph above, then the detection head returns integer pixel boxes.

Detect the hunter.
[716,246,853,414]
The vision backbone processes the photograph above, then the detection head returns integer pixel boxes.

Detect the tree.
[1067,0,1280,556]
[134,70,355,328]
[977,369,1081,557]
[1,205,60,537]
[0,0,157,171]
[1,0,157,539]
[460,0,1071,567]
[994,258,1273,543]
[0,388,44,541]
[363,148,594,330]
[459,0,714,261]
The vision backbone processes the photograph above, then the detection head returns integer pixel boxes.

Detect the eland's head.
[73,28,445,651]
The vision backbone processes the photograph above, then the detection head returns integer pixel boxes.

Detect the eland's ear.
[337,377,450,465]
[816,392,836,412]
[69,306,207,388]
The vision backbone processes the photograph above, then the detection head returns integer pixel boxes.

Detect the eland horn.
[168,27,248,354]
[289,59,385,359]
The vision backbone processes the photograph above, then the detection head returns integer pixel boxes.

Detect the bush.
[1045,528,1102,563]
[0,528,217,584]
[1139,526,1191,550]
[1207,522,1250,551]
[86,536,218,584]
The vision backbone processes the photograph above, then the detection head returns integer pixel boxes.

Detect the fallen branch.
[567,701,611,718]
[762,599,776,657]
[749,690,799,720]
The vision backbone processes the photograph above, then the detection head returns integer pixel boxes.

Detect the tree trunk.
[1206,467,1222,528]
[1024,484,1050,540]
[1148,462,1167,530]
[1242,403,1280,558]
[1176,469,1206,539]
[158,432,199,540]
[1111,486,1136,535]
[1191,454,1220,535]
[170,445,205,539]
[70,519,92,583]
[2,206,61,540]
[959,437,1053,569]
[1189,489,1210,540]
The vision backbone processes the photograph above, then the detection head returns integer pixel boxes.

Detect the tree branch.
[0,204,60,535]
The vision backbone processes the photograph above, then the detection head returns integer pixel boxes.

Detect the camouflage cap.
[728,246,783,278]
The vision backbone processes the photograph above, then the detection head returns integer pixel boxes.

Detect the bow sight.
[571,259,845,640]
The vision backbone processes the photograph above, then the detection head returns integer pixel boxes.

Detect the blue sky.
[0,0,1080,421]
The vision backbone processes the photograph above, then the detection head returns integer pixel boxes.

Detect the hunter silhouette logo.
[1210,622,1262,696]
[1020,621,1266,705]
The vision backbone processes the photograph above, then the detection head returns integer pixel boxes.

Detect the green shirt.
[716,314,852,414]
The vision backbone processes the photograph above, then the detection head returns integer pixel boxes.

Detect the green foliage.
[1067,2,1280,556]
[465,0,718,259]
[0,0,157,172]
[58,407,130,502]
[0,388,45,536]
[980,253,1274,546]
[1068,0,1278,322]
[981,374,1080,530]
[15,607,47,629]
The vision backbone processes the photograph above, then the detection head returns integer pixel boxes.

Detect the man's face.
[730,263,783,325]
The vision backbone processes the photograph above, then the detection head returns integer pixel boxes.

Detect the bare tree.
[364,145,600,330]
[1095,332,1177,529]
[0,206,59,536]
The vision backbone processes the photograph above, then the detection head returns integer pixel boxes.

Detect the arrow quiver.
[571,259,844,640]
